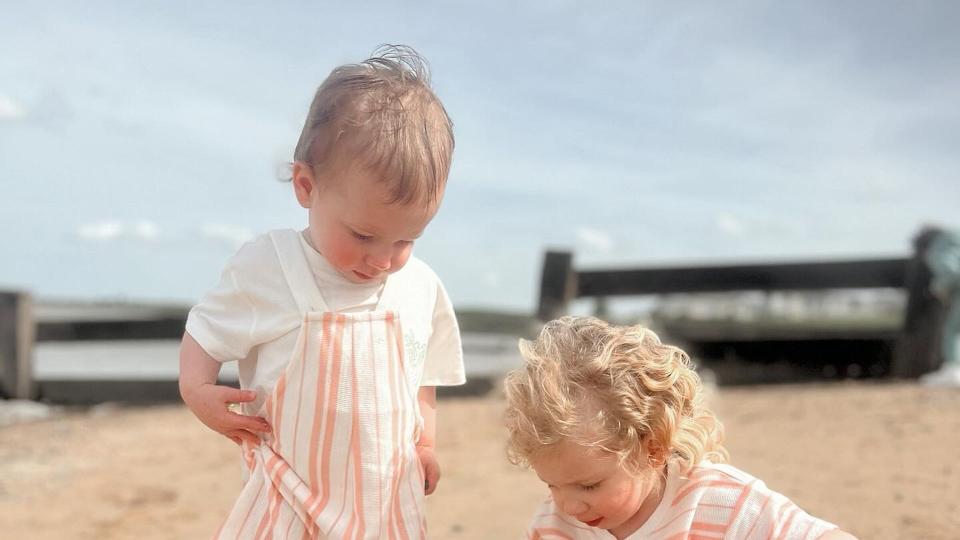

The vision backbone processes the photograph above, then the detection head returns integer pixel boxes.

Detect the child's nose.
[560,497,588,516]
[365,249,392,272]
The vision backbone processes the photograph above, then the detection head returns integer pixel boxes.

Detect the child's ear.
[644,439,667,468]
[292,161,317,209]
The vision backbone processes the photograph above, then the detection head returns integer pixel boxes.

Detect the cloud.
[77,220,160,241]
[576,227,614,252]
[78,221,124,241]
[0,94,26,120]
[202,224,254,249]
[716,213,746,236]
[483,271,501,288]
[132,221,159,239]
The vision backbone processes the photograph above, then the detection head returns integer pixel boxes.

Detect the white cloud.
[78,221,124,241]
[202,224,253,249]
[716,213,746,236]
[576,227,614,252]
[77,220,161,241]
[132,220,159,239]
[0,94,26,120]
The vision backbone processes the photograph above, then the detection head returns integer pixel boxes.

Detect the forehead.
[328,149,443,206]
[531,440,620,485]
[330,167,438,234]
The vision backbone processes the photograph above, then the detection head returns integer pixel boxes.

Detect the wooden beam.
[0,291,35,399]
[537,251,576,321]
[576,258,909,297]
[894,227,947,378]
[36,317,187,342]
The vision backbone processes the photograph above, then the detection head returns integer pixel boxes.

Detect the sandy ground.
[1,381,958,539]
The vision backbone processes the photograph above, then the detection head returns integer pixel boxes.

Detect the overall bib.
[215,231,427,539]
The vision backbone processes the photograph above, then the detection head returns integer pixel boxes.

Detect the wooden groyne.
[537,227,951,379]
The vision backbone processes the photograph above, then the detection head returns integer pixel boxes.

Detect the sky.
[1,1,958,312]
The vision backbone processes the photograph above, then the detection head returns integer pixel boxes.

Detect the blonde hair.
[504,316,727,476]
[293,44,454,205]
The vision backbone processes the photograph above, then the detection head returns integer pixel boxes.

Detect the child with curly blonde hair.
[504,317,855,540]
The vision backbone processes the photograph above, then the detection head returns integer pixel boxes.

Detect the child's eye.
[580,482,600,491]
[351,231,373,241]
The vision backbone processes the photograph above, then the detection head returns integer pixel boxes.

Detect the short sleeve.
[420,279,466,386]
[185,235,299,362]
[185,265,256,363]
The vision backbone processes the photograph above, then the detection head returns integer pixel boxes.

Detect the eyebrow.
[346,221,425,240]
[540,473,601,486]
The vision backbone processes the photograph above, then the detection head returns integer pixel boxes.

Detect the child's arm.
[416,385,440,495]
[179,332,271,446]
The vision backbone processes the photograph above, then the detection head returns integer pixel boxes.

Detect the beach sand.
[1,381,958,539]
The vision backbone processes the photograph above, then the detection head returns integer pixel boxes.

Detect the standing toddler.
[179,45,464,539]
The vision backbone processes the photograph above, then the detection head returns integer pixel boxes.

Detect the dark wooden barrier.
[0,292,35,399]
[895,228,949,377]
[0,301,188,401]
[1,301,512,403]
[36,316,187,341]
[537,227,949,378]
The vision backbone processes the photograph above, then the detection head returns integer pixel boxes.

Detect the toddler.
[504,316,856,540]
[179,45,464,539]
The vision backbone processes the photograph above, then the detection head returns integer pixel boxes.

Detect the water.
[33,332,522,380]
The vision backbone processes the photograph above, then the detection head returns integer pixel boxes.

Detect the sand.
[1,381,958,539]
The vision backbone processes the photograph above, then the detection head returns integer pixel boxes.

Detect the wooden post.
[893,227,946,378]
[0,291,35,399]
[537,251,576,321]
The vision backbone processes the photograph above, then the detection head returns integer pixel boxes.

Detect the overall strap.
[269,229,328,315]
[374,257,411,314]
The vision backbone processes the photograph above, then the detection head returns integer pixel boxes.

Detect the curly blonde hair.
[504,316,727,476]
[293,44,454,205]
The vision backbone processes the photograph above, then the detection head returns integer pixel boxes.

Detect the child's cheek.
[393,245,413,270]
[325,238,358,270]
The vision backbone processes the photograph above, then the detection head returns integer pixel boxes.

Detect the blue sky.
[1,1,958,311]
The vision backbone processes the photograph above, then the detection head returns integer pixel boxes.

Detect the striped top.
[527,462,836,540]
[212,229,432,539]
[214,311,428,539]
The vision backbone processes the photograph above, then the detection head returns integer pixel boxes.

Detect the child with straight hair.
[179,45,465,539]
[504,317,856,540]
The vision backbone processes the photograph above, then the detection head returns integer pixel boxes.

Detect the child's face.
[530,440,664,538]
[293,162,440,284]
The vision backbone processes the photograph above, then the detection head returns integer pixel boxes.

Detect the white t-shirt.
[527,462,837,540]
[186,229,465,414]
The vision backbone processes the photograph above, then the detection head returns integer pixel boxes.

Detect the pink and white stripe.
[215,311,426,540]
[528,463,836,540]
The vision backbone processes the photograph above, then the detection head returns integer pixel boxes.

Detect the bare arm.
[417,385,437,448]
[179,332,271,445]
[179,332,223,389]
[416,385,440,495]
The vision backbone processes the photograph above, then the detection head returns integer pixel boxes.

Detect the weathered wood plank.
[36,317,187,342]
[537,251,576,321]
[894,228,947,378]
[576,258,909,297]
[0,292,36,399]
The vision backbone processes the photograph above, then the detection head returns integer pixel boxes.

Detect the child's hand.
[416,444,441,495]
[182,383,271,446]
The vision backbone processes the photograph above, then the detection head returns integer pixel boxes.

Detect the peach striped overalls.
[215,231,426,539]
